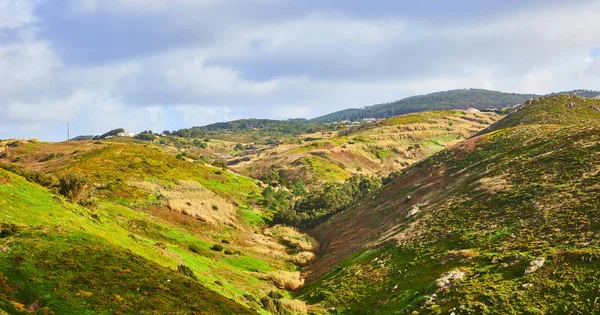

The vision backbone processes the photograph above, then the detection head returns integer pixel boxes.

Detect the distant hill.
[310,89,600,123]
[310,89,538,123]
[173,118,316,138]
[230,110,502,187]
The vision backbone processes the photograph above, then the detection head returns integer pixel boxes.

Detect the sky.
[1,0,600,141]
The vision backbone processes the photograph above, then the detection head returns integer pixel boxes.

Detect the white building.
[117,132,136,138]
[466,108,480,113]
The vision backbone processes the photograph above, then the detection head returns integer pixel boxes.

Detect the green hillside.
[232,110,501,187]
[310,89,600,124]
[0,139,316,314]
[300,99,600,313]
[480,93,600,134]
[0,168,255,314]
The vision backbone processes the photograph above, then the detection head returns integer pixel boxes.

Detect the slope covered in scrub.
[480,93,600,134]
[301,121,600,313]
[0,140,317,314]
[0,168,255,314]
[232,110,501,187]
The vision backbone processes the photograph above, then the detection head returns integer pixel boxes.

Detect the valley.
[1,92,600,314]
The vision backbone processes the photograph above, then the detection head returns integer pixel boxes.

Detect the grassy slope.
[0,168,255,314]
[480,93,600,134]
[300,100,600,313]
[0,139,313,314]
[232,110,501,187]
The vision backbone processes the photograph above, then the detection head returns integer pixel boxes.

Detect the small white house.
[466,108,480,113]
[117,132,136,138]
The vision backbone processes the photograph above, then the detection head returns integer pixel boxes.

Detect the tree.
[291,178,307,197]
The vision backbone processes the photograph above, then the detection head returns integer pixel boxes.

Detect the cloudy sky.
[1,0,600,141]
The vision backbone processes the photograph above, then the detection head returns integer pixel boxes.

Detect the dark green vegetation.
[300,94,600,314]
[311,89,600,123]
[272,175,381,229]
[172,118,331,144]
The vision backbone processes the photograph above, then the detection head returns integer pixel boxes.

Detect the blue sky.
[1,0,600,141]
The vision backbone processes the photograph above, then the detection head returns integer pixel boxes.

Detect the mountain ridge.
[310,88,600,123]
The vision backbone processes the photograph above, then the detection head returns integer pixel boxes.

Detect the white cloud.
[0,0,35,29]
[2,0,600,141]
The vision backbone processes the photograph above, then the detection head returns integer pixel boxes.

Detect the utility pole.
[67,122,70,141]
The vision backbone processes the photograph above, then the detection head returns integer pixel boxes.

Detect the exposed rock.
[524,257,545,274]
[406,204,421,219]
[436,269,466,288]
[491,256,499,264]
[592,106,600,112]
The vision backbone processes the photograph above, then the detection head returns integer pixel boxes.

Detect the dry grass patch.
[292,252,316,266]
[279,298,308,314]
[264,225,318,252]
[262,270,305,291]
[478,176,513,194]
[133,181,237,225]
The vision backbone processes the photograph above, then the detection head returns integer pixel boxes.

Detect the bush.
[135,133,156,141]
[188,244,201,254]
[177,264,197,280]
[211,159,228,170]
[224,249,236,255]
[0,223,19,238]
[59,173,94,206]
[268,290,285,299]
[40,153,57,162]
[210,244,224,252]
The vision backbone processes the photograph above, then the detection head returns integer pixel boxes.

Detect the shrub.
[292,252,316,266]
[11,157,22,162]
[224,249,236,255]
[0,223,19,238]
[59,173,94,205]
[0,153,7,159]
[268,290,285,299]
[188,244,201,254]
[40,153,57,162]
[177,264,197,280]
[135,133,156,141]
[221,239,230,244]
[211,159,228,170]
[264,271,305,291]
[210,244,224,252]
